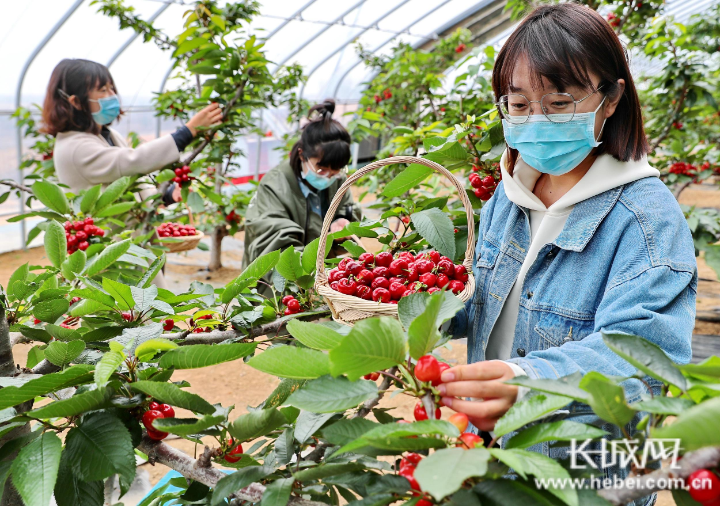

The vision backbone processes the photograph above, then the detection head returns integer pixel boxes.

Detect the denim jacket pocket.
[533,311,595,350]
[472,240,501,306]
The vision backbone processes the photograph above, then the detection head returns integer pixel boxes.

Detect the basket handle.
[315,155,476,283]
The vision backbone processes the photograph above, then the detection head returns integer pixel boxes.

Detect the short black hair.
[290,99,351,177]
[492,3,649,167]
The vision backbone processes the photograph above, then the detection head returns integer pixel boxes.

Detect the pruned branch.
[353,366,398,419]
[598,446,720,505]
[138,437,325,505]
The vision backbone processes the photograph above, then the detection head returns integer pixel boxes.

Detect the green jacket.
[243,160,361,271]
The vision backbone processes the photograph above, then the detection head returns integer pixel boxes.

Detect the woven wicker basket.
[315,155,476,326]
[156,229,204,253]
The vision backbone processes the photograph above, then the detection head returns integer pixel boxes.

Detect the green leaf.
[382,164,434,198]
[302,237,331,273]
[70,298,113,317]
[94,350,125,385]
[602,332,687,390]
[415,448,490,500]
[295,411,334,443]
[7,263,29,301]
[69,287,115,309]
[131,381,216,414]
[94,177,130,211]
[153,409,227,436]
[329,318,407,381]
[34,298,69,324]
[102,277,134,310]
[632,397,695,415]
[294,463,365,482]
[96,201,135,217]
[340,240,366,257]
[84,239,132,276]
[159,343,256,369]
[489,448,578,506]
[407,292,444,359]
[504,421,608,450]
[10,432,62,506]
[398,290,463,331]
[505,372,590,403]
[135,338,178,362]
[61,250,86,280]
[286,376,377,413]
[239,250,281,283]
[28,386,110,419]
[410,208,456,259]
[651,396,720,450]
[44,340,85,367]
[474,478,560,506]
[228,408,287,442]
[32,180,70,214]
[54,453,104,506]
[26,345,45,369]
[64,411,135,484]
[286,320,344,350]
[44,220,67,269]
[275,246,304,281]
[212,466,272,506]
[322,418,378,446]
[335,420,459,456]
[80,185,102,214]
[45,324,82,342]
[0,366,94,410]
[494,393,573,437]
[260,477,294,506]
[261,378,307,409]
[138,255,166,288]
[248,346,330,379]
[579,371,635,427]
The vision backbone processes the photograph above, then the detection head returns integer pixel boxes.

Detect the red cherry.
[346,260,364,276]
[284,308,297,316]
[389,259,409,277]
[371,277,390,290]
[281,295,295,306]
[33,318,41,325]
[406,266,419,282]
[414,259,433,275]
[142,409,165,431]
[426,251,441,264]
[457,432,483,450]
[224,443,244,463]
[375,252,392,267]
[338,258,352,272]
[78,241,89,251]
[470,176,484,189]
[64,221,71,231]
[437,259,454,274]
[356,269,375,286]
[454,265,469,283]
[287,299,301,311]
[432,362,451,386]
[147,427,169,440]
[372,287,391,303]
[122,311,133,322]
[159,404,175,418]
[419,273,437,288]
[472,165,480,172]
[448,413,469,433]
[73,221,84,231]
[415,355,441,383]
[416,500,433,506]
[427,287,440,294]
[373,266,390,278]
[84,217,94,226]
[163,319,174,331]
[481,176,495,188]
[175,168,183,175]
[689,469,720,503]
[436,274,450,289]
[337,278,357,296]
[389,282,407,300]
[356,285,373,300]
[148,401,160,411]
[449,280,465,294]
[413,401,441,421]
[96,229,105,237]
[358,252,375,268]
[399,467,420,491]
[75,230,87,241]
[402,289,413,298]
[330,281,340,291]
[405,453,423,465]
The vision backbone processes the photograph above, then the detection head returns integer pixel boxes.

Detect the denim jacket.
[452,175,697,401]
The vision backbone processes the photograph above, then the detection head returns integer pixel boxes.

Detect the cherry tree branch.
[0,180,33,194]
[598,446,720,505]
[650,85,688,153]
[137,437,325,505]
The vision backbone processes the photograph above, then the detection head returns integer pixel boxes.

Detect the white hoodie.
[491,150,660,384]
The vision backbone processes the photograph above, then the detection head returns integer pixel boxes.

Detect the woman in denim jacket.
[442,3,696,502]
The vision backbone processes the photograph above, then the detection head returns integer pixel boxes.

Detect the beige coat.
[54,128,180,192]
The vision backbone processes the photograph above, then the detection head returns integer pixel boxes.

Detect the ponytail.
[290,99,351,177]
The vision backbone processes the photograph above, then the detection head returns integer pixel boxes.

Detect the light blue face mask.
[89,95,121,126]
[502,96,606,176]
[302,160,333,190]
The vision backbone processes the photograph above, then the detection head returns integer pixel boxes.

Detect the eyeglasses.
[305,159,348,180]
[496,87,603,124]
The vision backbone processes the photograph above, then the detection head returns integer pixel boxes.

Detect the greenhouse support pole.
[15,0,85,249]
[331,0,452,99]
[107,2,171,68]
[156,64,176,138]
[254,111,264,182]
[263,0,318,40]
[298,0,412,102]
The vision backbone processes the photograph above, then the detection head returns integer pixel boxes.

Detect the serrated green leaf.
[286,320,344,350]
[302,237,331,273]
[248,346,330,379]
[329,318,407,381]
[94,177,130,211]
[10,432,62,506]
[44,340,85,367]
[261,378,307,409]
[397,290,463,331]
[61,250,86,280]
[0,366,94,410]
[84,239,132,277]
[159,343,256,369]
[45,324,82,342]
[44,220,67,269]
[28,386,111,419]
[54,452,104,506]
[322,418,378,446]
[505,372,590,403]
[212,466,272,506]
[64,411,135,484]
[131,380,215,414]
[7,263,29,301]
[135,338,178,362]
[415,448,490,500]
[80,185,102,214]
[335,420,459,456]
[228,408,287,442]
[579,372,635,427]
[94,350,125,385]
[96,201,135,217]
[632,397,695,415]
[410,208,456,259]
[494,393,573,437]
[505,421,608,450]
[34,297,69,323]
[32,180,70,215]
[407,292,444,359]
[651,396,720,450]
[275,246,304,281]
[260,477,293,506]
[286,376,377,413]
[102,277,134,310]
[153,409,227,436]
[382,164,434,198]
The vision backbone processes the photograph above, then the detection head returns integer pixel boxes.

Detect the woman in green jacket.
[243,100,361,271]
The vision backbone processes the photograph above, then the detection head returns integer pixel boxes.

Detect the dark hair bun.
[308,99,335,122]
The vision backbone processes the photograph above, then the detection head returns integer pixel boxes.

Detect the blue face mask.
[502,97,606,176]
[90,95,121,126]
[302,160,333,190]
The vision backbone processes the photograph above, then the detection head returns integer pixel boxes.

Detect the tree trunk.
[208,225,225,271]
[0,306,26,506]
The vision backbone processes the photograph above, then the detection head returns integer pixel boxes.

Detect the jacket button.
[526,291,533,299]
[517,348,526,357]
